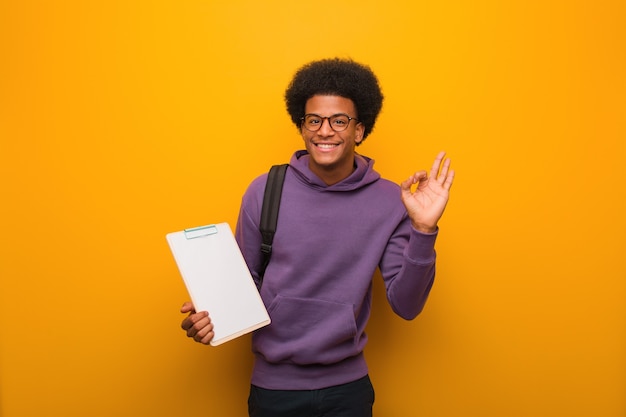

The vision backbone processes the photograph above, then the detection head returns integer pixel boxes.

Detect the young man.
[181,58,455,416]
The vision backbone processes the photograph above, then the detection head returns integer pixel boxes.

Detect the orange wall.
[1,1,625,416]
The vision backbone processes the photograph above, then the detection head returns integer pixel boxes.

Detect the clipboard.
[166,222,270,346]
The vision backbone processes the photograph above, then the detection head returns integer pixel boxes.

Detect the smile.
[314,143,340,149]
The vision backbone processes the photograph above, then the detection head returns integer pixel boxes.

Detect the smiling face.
[301,95,365,185]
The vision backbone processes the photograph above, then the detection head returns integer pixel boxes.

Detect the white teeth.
[317,143,337,149]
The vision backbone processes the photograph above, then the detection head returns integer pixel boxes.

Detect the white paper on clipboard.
[166,222,270,346]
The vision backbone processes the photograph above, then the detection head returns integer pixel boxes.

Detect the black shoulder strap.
[259,164,289,283]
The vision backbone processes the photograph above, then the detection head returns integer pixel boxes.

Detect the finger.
[443,169,455,190]
[400,171,426,194]
[194,322,215,344]
[181,310,208,331]
[198,331,215,345]
[429,151,446,179]
[406,171,427,185]
[436,157,452,185]
[185,315,211,338]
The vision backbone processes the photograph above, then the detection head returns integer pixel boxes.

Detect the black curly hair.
[284,58,384,143]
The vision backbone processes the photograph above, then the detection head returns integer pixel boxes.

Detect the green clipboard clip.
[184,224,218,239]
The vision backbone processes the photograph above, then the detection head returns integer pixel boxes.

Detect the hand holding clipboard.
[167,223,270,346]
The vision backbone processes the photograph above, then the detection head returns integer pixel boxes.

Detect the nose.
[317,117,335,136]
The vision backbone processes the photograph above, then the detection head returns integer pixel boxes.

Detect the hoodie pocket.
[254,295,359,365]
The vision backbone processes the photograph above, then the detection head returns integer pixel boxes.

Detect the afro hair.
[284,58,384,143]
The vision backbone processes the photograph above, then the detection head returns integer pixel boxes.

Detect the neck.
[309,159,356,186]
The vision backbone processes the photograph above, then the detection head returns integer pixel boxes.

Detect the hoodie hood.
[289,150,380,192]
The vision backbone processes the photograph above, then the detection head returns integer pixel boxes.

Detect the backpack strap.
[258,164,289,284]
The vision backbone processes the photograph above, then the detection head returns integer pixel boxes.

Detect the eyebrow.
[304,113,352,117]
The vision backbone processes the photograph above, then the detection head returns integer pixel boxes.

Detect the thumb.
[180,301,195,314]
[401,171,427,192]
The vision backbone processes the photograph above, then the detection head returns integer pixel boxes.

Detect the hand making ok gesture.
[400,151,455,233]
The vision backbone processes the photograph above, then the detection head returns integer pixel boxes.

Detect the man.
[181,58,455,416]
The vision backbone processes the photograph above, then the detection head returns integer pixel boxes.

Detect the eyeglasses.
[300,113,360,132]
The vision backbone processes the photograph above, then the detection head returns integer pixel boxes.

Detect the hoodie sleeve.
[235,175,267,288]
[379,217,438,320]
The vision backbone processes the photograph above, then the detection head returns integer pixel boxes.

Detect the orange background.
[1,1,625,416]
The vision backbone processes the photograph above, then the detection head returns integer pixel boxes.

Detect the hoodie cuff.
[405,226,438,264]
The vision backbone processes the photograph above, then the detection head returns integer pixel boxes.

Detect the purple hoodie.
[236,150,437,390]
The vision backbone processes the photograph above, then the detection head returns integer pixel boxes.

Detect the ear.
[354,123,365,144]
